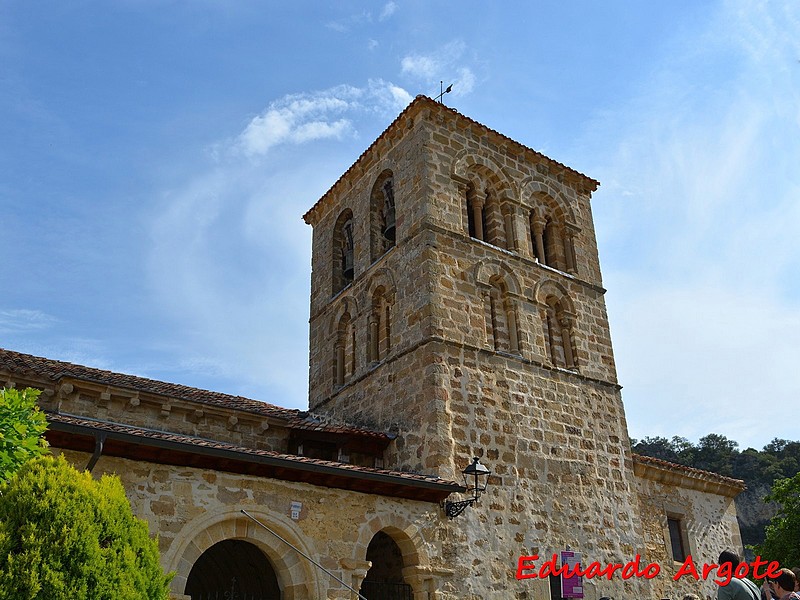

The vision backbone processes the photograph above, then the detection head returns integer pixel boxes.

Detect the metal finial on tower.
[434,80,453,104]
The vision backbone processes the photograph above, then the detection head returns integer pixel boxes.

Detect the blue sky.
[1,1,798,451]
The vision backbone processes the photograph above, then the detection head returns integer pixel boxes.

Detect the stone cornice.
[633,454,745,498]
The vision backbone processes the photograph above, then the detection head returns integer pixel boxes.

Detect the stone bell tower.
[303,97,646,589]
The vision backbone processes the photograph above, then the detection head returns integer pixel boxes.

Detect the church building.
[1,96,745,599]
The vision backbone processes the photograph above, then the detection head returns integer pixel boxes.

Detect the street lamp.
[444,457,491,519]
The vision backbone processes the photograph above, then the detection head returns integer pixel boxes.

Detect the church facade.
[1,96,745,599]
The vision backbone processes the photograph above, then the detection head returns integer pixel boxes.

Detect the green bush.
[0,388,48,481]
[756,472,800,568]
[0,455,171,600]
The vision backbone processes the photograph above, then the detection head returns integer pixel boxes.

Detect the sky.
[1,1,798,452]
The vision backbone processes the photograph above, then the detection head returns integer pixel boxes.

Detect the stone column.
[368,315,379,362]
[467,185,484,241]
[508,303,520,354]
[560,315,576,369]
[402,566,430,600]
[544,307,558,366]
[503,207,515,251]
[532,217,546,263]
[336,342,345,386]
[340,558,371,600]
[563,228,576,274]
[516,208,534,258]
[483,291,494,349]
[383,302,391,355]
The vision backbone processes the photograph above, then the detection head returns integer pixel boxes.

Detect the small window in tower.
[381,178,395,243]
[370,170,396,261]
[667,517,687,562]
[342,219,354,283]
[332,209,355,295]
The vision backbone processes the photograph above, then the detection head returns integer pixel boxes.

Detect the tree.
[0,388,48,480]
[756,472,800,568]
[0,455,171,600]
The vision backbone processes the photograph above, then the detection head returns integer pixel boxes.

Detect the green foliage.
[756,472,800,568]
[0,455,171,600]
[0,388,48,481]
[632,433,800,548]
[631,434,800,489]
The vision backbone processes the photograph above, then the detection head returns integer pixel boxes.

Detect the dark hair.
[718,550,741,567]
[774,568,797,592]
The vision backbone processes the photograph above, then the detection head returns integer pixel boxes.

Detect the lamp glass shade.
[462,457,491,493]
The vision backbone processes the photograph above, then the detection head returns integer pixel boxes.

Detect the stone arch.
[453,153,514,249]
[327,296,360,337]
[452,150,513,197]
[474,258,522,297]
[365,267,397,302]
[164,506,323,600]
[352,514,428,569]
[534,280,578,370]
[521,179,579,273]
[519,177,575,223]
[533,278,575,314]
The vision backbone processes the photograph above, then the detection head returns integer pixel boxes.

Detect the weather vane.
[434,80,453,104]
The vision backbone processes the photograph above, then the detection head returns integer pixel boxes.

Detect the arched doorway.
[359,531,413,600]
[185,539,281,600]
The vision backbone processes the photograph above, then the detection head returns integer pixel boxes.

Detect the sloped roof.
[0,347,390,442]
[303,95,600,224]
[633,453,746,497]
[46,412,461,501]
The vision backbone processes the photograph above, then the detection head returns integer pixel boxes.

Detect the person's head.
[769,568,797,596]
[792,568,800,592]
[682,594,700,600]
[718,550,741,568]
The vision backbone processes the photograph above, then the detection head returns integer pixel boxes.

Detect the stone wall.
[55,448,454,600]
[635,463,743,600]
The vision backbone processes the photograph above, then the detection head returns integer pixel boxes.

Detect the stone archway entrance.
[359,531,413,600]
[185,539,281,600]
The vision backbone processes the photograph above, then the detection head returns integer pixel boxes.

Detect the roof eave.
[46,415,462,502]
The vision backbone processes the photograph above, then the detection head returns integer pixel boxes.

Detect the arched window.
[530,201,578,274]
[543,296,576,369]
[370,170,396,261]
[335,312,355,386]
[332,209,355,295]
[465,174,506,249]
[485,277,519,354]
[369,286,391,363]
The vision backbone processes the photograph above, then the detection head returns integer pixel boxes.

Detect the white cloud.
[379,2,397,21]
[147,79,412,406]
[325,10,372,33]
[400,40,476,98]
[235,82,411,158]
[0,309,57,333]
[454,67,476,96]
[401,55,438,79]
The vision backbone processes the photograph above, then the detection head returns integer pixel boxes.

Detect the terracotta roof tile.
[633,453,745,489]
[46,412,456,489]
[0,347,390,442]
